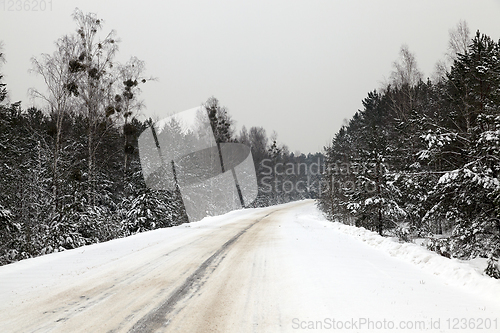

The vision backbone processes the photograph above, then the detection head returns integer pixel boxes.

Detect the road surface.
[1,200,499,332]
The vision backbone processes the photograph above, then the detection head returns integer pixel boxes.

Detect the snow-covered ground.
[325,219,500,304]
[0,200,499,332]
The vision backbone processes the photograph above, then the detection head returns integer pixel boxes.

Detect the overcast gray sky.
[1,0,500,154]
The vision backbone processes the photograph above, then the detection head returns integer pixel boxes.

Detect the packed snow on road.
[1,200,499,332]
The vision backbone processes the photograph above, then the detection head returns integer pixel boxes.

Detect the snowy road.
[1,200,499,332]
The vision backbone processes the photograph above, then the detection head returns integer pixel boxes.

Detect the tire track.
[128,212,275,333]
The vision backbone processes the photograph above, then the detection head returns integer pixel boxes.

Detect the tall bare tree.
[447,19,470,61]
[30,35,79,212]
[67,8,119,205]
[434,20,471,81]
[32,8,151,206]
[112,56,151,174]
[389,44,423,89]
[386,44,423,123]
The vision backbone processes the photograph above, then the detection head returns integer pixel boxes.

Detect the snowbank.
[299,202,500,303]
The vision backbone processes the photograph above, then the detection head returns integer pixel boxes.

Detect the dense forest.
[0,9,320,266]
[317,21,500,278]
[2,11,497,279]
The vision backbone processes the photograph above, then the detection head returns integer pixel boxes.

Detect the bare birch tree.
[433,20,471,81]
[30,35,79,212]
[68,8,119,205]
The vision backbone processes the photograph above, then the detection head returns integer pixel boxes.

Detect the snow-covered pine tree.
[318,125,354,224]
[123,189,185,234]
[424,31,500,264]
[485,255,500,279]
[348,92,406,236]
